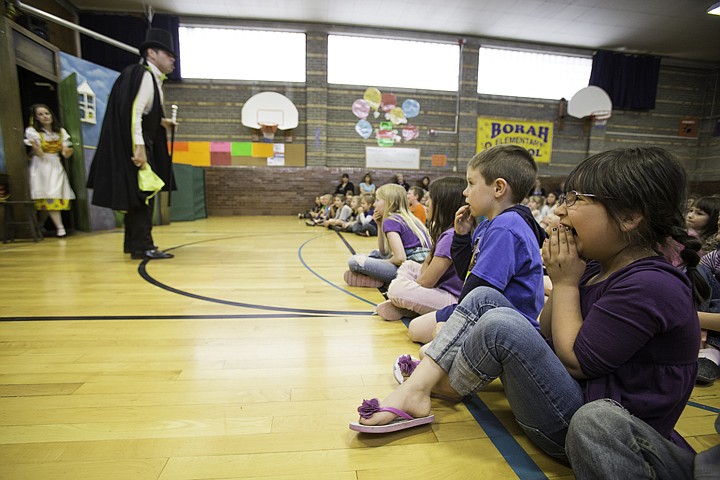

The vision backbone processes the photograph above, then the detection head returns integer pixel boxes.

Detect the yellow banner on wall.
[477,118,554,163]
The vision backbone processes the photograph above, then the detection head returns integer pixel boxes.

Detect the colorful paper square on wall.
[211,151,231,165]
[432,154,447,167]
[231,142,252,157]
[211,142,231,152]
[251,143,274,158]
[173,141,210,166]
[168,141,189,152]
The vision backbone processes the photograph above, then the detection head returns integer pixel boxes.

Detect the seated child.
[323,194,353,228]
[351,194,378,237]
[345,184,431,288]
[338,195,361,231]
[306,194,332,226]
[298,195,322,219]
[407,186,427,225]
[407,145,546,344]
[687,195,720,255]
[376,177,467,321]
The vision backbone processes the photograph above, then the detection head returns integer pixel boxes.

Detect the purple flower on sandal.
[397,354,419,377]
[357,398,381,419]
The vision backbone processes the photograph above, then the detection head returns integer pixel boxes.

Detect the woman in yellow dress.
[24,104,75,237]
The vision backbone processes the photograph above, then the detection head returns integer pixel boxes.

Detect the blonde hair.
[360,193,375,207]
[376,184,430,249]
[350,195,362,211]
[528,195,546,207]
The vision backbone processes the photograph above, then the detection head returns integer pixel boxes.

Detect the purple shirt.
[434,228,463,297]
[574,257,700,444]
[470,211,544,327]
[383,214,426,250]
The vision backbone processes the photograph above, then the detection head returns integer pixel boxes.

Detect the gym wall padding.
[170,163,206,222]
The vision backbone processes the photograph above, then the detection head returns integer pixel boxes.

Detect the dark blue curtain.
[78,13,181,80]
[589,50,660,110]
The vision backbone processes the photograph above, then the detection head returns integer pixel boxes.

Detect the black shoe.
[125,245,158,254]
[696,358,720,385]
[131,249,174,260]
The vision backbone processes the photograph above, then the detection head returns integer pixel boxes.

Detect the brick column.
[457,41,479,172]
[305,31,328,167]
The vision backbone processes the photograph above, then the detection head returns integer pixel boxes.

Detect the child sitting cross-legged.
[375,177,468,321]
[344,184,431,288]
[323,194,353,229]
[350,194,378,237]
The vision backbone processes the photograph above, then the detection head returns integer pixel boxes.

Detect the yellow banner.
[477,118,554,163]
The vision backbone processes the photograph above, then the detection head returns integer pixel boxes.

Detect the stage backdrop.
[60,52,119,230]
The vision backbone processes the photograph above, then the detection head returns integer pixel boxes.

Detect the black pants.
[124,196,155,254]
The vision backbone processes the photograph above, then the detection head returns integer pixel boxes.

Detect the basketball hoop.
[259,123,278,142]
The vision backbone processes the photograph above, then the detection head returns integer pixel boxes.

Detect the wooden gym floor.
[1,216,718,479]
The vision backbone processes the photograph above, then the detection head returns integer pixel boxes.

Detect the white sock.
[699,347,720,365]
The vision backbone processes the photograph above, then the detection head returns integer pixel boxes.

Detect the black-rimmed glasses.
[557,190,614,207]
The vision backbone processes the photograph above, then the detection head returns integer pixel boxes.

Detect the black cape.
[87,63,175,211]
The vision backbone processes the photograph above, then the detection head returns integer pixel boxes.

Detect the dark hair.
[363,173,372,183]
[468,145,537,204]
[691,196,720,244]
[564,147,708,305]
[341,173,349,180]
[28,104,60,133]
[427,177,468,258]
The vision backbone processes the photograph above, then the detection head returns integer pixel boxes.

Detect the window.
[179,26,306,82]
[477,47,592,100]
[328,35,459,91]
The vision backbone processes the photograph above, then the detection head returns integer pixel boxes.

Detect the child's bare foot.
[358,382,432,426]
[431,372,462,402]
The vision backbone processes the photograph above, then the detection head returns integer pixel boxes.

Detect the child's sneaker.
[344,270,383,288]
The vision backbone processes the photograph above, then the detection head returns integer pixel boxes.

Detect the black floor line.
[0,313,321,322]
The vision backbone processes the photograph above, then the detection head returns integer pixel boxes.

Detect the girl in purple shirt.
[376,177,467,321]
[345,184,430,287]
[351,147,703,462]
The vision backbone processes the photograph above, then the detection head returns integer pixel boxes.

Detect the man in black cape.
[87,28,177,259]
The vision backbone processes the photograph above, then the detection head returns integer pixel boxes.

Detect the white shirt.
[132,61,165,147]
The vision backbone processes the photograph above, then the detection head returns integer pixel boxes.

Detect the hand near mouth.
[542,225,586,287]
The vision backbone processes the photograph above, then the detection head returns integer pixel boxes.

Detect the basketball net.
[259,123,278,142]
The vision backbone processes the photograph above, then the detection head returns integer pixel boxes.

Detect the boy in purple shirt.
[406,145,546,344]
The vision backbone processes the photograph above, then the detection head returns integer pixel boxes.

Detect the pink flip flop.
[393,354,420,384]
[349,398,434,433]
[393,355,464,402]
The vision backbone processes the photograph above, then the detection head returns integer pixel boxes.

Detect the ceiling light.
[708,2,720,15]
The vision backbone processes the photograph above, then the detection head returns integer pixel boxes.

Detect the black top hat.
[139,28,176,57]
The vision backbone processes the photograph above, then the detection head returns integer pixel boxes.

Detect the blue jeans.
[425,287,584,459]
[347,250,398,284]
[566,400,702,480]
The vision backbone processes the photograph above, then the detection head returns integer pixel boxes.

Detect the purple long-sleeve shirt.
[574,257,700,447]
